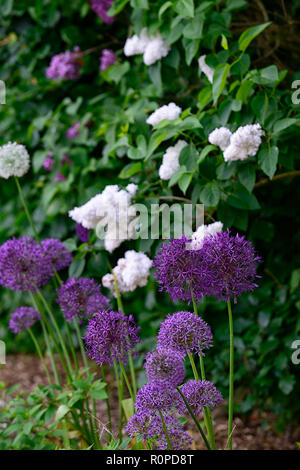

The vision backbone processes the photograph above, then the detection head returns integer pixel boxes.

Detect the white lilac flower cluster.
[0,142,30,179]
[159,140,188,181]
[69,184,138,253]
[208,124,263,162]
[198,55,215,84]
[102,250,152,296]
[124,28,170,66]
[187,221,223,250]
[146,102,181,127]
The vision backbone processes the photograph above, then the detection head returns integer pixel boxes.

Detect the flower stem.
[227,298,234,450]
[113,360,124,443]
[65,322,79,371]
[73,318,89,369]
[119,362,135,403]
[14,177,40,241]
[28,327,52,384]
[158,411,173,451]
[176,387,210,450]
[187,351,199,381]
[101,366,112,434]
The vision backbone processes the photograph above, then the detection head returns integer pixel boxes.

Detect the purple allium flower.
[155,428,193,450]
[41,239,72,272]
[135,381,184,414]
[66,122,80,139]
[100,49,117,71]
[42,153,54,171]
[180,380,223,418]
[84,308,140,365]
[0,238,53,292]
[76,223,89,243]
[9,307,41,334]
[153,235,205,302]
[199,229,261,301]
[57,277,109,322]
[144,349,185,387]
[54,171,65,182]
[157,311,213,358]
[127,412,179,440]
[46,47,83,80]
[90,0,115,24]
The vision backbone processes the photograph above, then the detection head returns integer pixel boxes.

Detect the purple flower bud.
[54,171,65,182]
[46,48,83,80]
[76,223,89,243]
[66,122,80,139]
[42,153,54,171]
[90,0,115,24]
[100,49,117,71]
[9,307,41,334]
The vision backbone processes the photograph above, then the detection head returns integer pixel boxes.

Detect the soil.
[0,354,299,450]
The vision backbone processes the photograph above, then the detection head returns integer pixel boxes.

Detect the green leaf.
[179,143,198,171]
[200,182,220,207]
[107,0,129,15]
[55,404,70,422]
[90,389,108,400]
[278,376,295,395]
[212,63,230,105]
[159,1,173,19]
[238,163,256,191]
[272,118,297,135]
[105,62,130,83]
[168,166,187,187]
[175,0,194,17]
[221,34,228,50]
[183,14,204,39]
[178,173,193,194]
[122,398,134,420]
[227,184,260,210]
[119,162,142,179]
[68,258,86,278]
[238,22,271,52]
[198,144,216,164]
[258,146,279,179]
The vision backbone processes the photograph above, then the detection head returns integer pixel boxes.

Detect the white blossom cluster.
[208,124,263,162]
[146,102,182,126]
[198,55,215,84]
[102,250,152,296]
[159,140,188,180]
[187,221,223,250]
[124,28,170,66]
[0,142,30,179]
[69,184,138,252]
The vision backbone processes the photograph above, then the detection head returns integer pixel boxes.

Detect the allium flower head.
[0,238,53,292]
[100,49,117,70]
[127,412,179,440]
[198,55,214,83]
[0,142,30,179]
[46,47,83,80]
[41,239,72,272]
[155,428,193,450]
[84,309,140,365]
[208,127,232,152]
[76,223,89,243]
[42,153,54,171]
[9,307,41,334]
[153,235,205,302]
[157,311,213,358]
[199,229,261,301]
[181,380,223,418]
[135,381,184,414]
[159,140,188,181]
[90,0,114,24]
[66,122,80,139]
[144,349,185,387]
[146,103,181,126]
[57,277,109,322]
[102,250,152,296]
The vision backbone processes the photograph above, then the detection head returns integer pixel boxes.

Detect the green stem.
[177,387,210,450]
[101,366,112,434]
[28,327,52,385]
[119,362,135,403]
[158,411,173,450]
[187,351,199,381]
[66,322,79,371]
[15,177,40,240]
[227,298,234,450]
[36,289,74,378]
[73,318,89,369]
[62,421,71,449]
[113,360,124,443]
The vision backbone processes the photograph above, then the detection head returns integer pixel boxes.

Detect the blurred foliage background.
[0,0,299,430]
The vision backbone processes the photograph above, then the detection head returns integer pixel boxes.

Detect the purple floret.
[155,428,193,450]
[144,348,185,387]
[84,308,140,365]
[180,380,223,418]
[100,49,117,70]
[157,311,213,358]
[66,122,80,139]
[57,277,109,322]
[9,307,41,334]
[41,239,72,272]
[76,223,89,243]
[90,0,115,24]
[153,235,206,303]
[42,153,54,171]
[135,381,184,414]
[0,237,53,292]
[46,47,82,80]
[199,229,261,301]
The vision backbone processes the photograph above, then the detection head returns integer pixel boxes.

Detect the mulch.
[0,354,299,450]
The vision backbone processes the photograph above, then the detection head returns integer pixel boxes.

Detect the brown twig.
[254,171,300,188]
